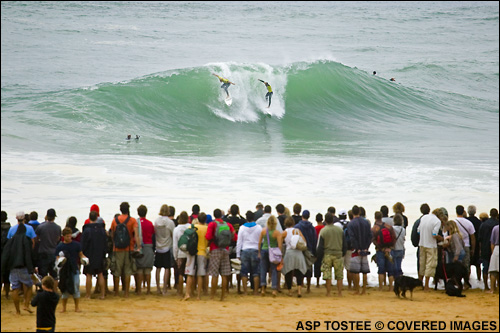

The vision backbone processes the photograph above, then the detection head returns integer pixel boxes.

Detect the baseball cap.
[16,211,25,220]
[47,208,57,218]
[302,210,310,219]
[338,209,348,216]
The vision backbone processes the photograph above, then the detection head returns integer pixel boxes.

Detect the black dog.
[445,279,466,297]
[394,275,423,300]
[434,262,471,293]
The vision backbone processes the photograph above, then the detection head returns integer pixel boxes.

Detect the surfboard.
[225,95,232,106]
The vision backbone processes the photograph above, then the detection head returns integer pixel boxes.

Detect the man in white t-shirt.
[454,205,476,279]
[417,208,443,291]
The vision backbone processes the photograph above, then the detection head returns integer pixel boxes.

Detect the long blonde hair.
[267,215,278,230]
[445,220,462,239]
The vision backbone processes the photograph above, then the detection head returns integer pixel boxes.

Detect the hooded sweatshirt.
[236,222,263,257]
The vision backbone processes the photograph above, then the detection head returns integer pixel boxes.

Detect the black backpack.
[114,216,131,249]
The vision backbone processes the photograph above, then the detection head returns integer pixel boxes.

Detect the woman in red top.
[135,205,155,295]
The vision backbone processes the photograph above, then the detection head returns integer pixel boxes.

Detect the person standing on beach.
[391,214,406,279]
[294,210,316,293]
[1,211,12,299]
[314,213,325,288]
[206,208,236,301]
[467,205,483,282]
[371,211,396,292]
[236,211,262,295]
[1,223,34,315]
[487,224,499,294]
[282,216,307,297]
[173,211,190,297]
[153,204,175,295]
[411,203,430,281]
[347,205,372,295]
[254,202,264,221]
[36,209,61,291]
[31,276,59,332]
[417,207,444,292]
[194,212,209,300]
[56,227,88,312]
[258,215,283,297]
[81,211,107,300]
[317,213,346,297]
[135,205,155,295]
[292,203,302,225]
[110,202,140,298]
[479,209,499,291]
[454,205,476,279]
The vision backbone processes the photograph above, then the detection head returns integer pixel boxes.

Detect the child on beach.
[56,227,88,312]
[31,276,60,332]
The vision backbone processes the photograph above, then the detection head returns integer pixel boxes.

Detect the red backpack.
[377,223,393,247]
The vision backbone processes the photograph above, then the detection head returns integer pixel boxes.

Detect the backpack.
[377,223,393,247]
[178,224,198,256]
[214,221,232,248]
[113,216,131,249]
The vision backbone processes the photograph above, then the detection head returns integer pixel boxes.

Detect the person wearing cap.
[1,222,35,315]
[7,211,37,246]
[36,209,62,290]
[294,209,317,293]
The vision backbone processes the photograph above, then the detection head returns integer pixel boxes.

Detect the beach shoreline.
[1,284,498,332]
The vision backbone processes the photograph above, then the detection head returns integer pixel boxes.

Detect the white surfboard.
[225,95,232,106]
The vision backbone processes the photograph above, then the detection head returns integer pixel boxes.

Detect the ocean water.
[1,2,498,286]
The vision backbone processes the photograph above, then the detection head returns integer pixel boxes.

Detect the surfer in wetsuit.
[258,79,273,108]
[212,73,235,98]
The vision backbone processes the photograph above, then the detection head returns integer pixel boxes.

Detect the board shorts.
[9,267,33,290]
[321,254,344,281]
[61,272,80,299]
[343,250,352,271]
[184,255,197,276]
[154,251,173,268]
[112,251,134,277]
[196,255,208,276]
[349,254,370,274]
[208,248,231,277]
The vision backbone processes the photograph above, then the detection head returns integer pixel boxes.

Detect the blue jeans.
[240,249,260,278]
[391,249,405,278]
[446,249,466,264]
[260,249,278,290]
[376,250,395,276]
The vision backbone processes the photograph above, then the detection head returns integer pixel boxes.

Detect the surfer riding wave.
[258,79,273,108]
[212,73,235,98]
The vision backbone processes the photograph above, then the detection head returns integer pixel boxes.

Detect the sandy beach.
[1,282,498,332]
